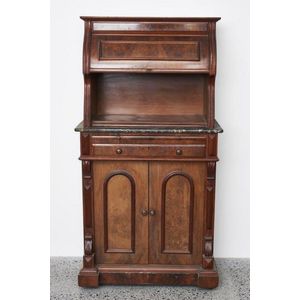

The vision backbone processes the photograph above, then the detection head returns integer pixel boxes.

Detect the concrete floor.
[50,257,249,300]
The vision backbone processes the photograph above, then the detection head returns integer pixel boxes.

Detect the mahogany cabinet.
[75,17,222,289]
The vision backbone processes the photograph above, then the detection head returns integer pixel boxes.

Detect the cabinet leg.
[197,261,219,289]
[78,267,100,287]
[197,273,219,289]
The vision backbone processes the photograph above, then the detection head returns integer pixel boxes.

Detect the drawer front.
[91,144,206,159]
[100,41,200,61]
[90,35,209,72]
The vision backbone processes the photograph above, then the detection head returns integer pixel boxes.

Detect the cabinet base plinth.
[78,263,218,288]
[78,268,100,287]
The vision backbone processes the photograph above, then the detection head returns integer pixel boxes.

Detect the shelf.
[75,120,223,134]
[92,114,207,127]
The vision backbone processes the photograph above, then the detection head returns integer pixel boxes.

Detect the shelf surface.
[75,119,223,134]
[92,114,207,127]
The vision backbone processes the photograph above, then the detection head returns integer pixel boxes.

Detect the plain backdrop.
[50,0,249,257]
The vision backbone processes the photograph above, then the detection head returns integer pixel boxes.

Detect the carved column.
[203,161,216,269]
[203,134,218,269]
[78,159,99,287]
[82,160,95,267]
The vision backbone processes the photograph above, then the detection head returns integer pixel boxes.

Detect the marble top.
[74,120,223,134]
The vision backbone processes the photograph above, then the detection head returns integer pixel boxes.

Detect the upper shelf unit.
[81,17,220,74]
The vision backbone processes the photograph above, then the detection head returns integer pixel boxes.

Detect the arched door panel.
[149,162,205,265]
[93,161,148,264]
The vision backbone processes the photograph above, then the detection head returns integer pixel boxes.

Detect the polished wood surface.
[92,115,208,127]
[77,17,221,289]
[99,41,200,61]
[91,144,206,159]
[93,161,148,264]
[97,262,219,288]
[94,73,208,118]
[90,35,209,71]
[83,17,218,127]
[149,162,205,265]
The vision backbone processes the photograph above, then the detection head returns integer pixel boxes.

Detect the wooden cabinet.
[92,161,205,266]
[76,17,222,289]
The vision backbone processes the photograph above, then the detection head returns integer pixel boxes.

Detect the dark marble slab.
[74,121,223,134]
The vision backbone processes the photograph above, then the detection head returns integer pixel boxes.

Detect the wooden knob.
[141,209,148,216]
[116,148,122,154]
[149,209,156,216]
[176,149,182,155]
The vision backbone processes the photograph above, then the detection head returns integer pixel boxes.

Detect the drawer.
[91,144,206,159]
[90,35,209,72]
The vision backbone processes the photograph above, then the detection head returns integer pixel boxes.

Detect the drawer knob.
[149,209,156,216]
[141,209,148,216]
[116,148,122,154]
[176,149,182,155]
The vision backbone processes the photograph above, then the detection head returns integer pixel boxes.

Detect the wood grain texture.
[161,172,194,254]
[103,172,135,253]
[79,133,218,162]
[91,144,206,159]
[92,115,208,127]
[149,162,205,265]
[82,161,95,265]
[82,20,92,74]
[89,135,208,145]
[207,76,215,128]
[202,162,216,269]
[93,161,148,264]
[99,41,200,61]
[94,73,207,117]
[78,160,99,286]
[90,22,214,74]
[96,262,219,288]
[78,17,221,288]
[82,17,219,129]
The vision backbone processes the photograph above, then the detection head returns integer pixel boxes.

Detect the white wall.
[50,0,249,257]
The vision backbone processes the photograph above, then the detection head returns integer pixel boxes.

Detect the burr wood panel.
[93,161,148,264]
[149,162,205,265]
[103,172,135,253]
[99,41,200,61]
[90,34,210,72]
[161,172,194,254]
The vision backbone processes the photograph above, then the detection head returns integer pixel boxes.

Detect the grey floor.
[50,257,249,300]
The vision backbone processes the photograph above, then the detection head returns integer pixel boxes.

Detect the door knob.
[141,209,148,216]
[176,149,182,155]
[149,209,156,216]
[116,148,122,154]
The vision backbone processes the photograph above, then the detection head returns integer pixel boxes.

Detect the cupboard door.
[149,162,205,265]
[93,161,148,264]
